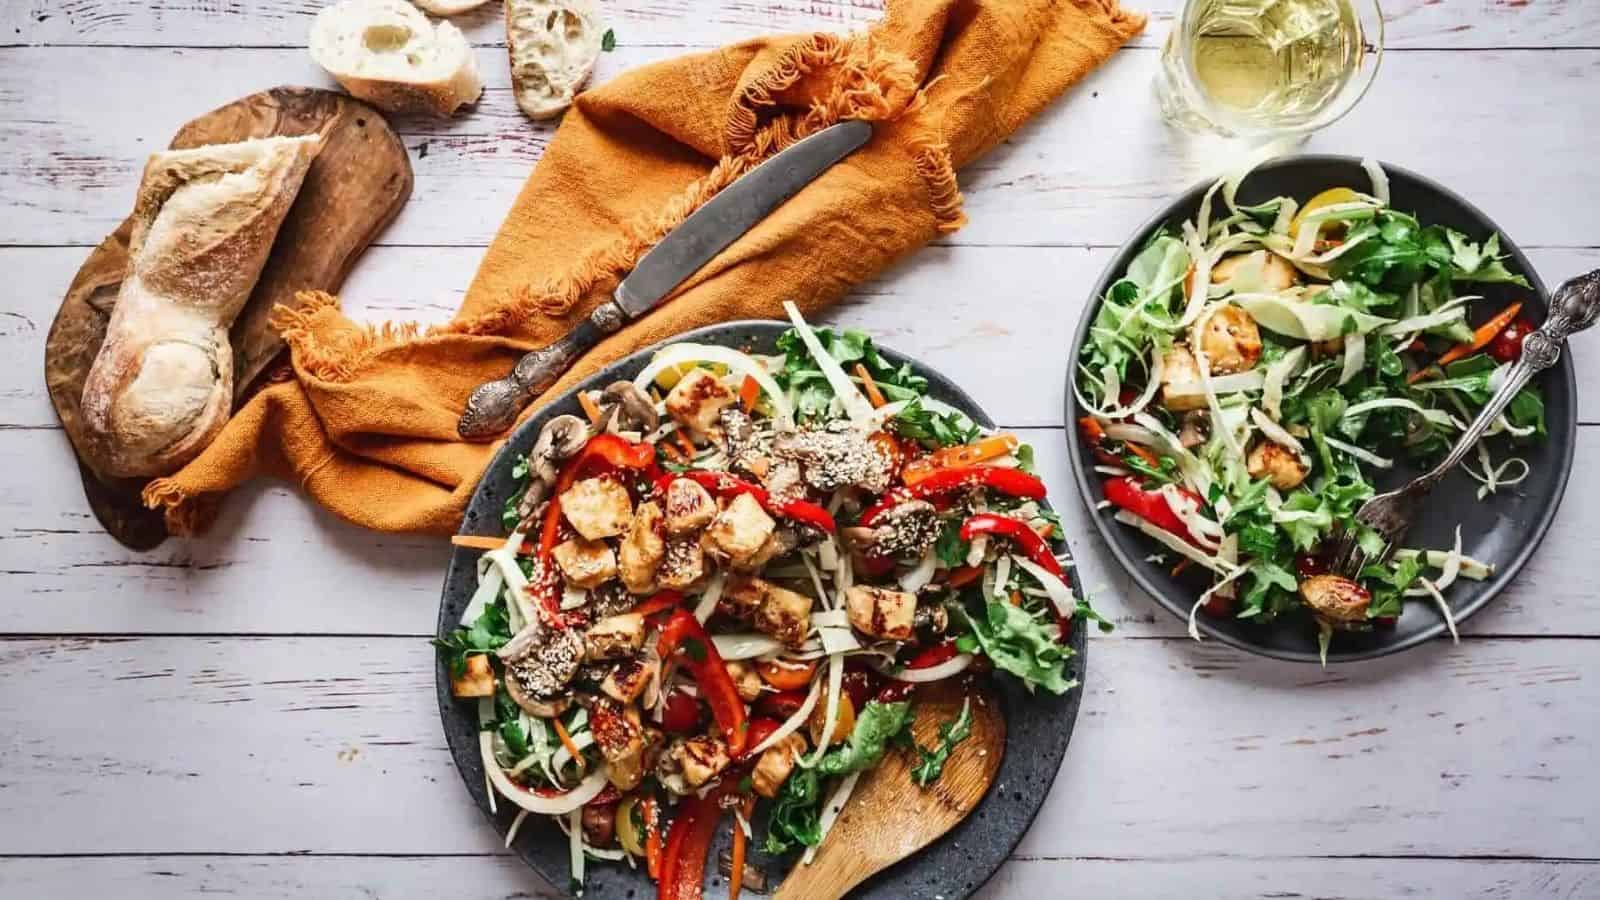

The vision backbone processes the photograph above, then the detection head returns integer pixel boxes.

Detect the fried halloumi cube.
[619,500,666,594]
[663,478,717,536]
[844,585,917,641]
[664,368,737,436]
[551,537,617,589]
[560,477,633,541]
[705,493,775,564]
[585,613,645,661]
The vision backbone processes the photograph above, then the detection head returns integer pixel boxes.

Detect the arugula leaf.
[1125,452,1180,484]
[909,700,974,786]
[950,602,1076,695]
[774,326,929,424]
[763,768,823,855]
[600,28,616,51]
[1446,231,1530,286]
[1304,389,1347,477]
[433,604,512,677]
[1508,388,1547,441]
[816,701,914,777]
[933,521,971,568]
[1362,556,1422,619]
[891,398,979,448]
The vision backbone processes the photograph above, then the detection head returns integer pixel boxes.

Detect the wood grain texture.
[5,0,1599,49]
[0,855,1595,900]
[773,680,1006,900]
[4,47,1600,250]
[0,636,1592,860]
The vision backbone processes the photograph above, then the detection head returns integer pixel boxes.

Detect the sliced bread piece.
[506,0,603,120]
[412,0,493,14]
[310,0,483,117]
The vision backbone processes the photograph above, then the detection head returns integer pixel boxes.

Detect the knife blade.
[458,119,874,440]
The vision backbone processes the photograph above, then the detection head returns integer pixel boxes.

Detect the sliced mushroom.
[532,414,591,484]
[600,381,659,435]
[503,662,574,718]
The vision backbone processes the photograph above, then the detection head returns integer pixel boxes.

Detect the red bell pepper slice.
[657,471,836,534]
[753,689,808,721]
[744,717,782,752]
[631,590,686,618]
[540,434,659,555]
[959,513,1073,641]
[860,466,1046,527]
[657,610,748,755]
[657,790,725,900]
[1101,476,1201,546]
[906,640,960,670]
[959,514,1063,578]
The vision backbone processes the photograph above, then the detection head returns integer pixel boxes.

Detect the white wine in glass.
[1156,0,1383,138]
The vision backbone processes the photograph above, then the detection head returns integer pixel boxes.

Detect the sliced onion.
[548,731,597,785]
[1012,555,1075,620]
[1112,510,1236,575]
[749,668,825,756]
[712,632,783,661]
[1393,548,1493,581]
[693,572,726,624]
[1407,526,1464,596]
[899,550,938,593]
[1325,436,1392,469]
[568,808,585,889]
[1361,157,1391,205]
[1343,398,1458,429]
[1073,343,1165,421]
[801,770,862,866]
[505,810,530,849]
[1103,423,1158,445]
[1250,407,1304,452]
[782,301,875,424]
[461,554,507,626]
[1415,576,1460,644]
[481,732,612,815]
[1186,563,1251,642]
[634,343,793,426]
[802,654,846,766]
[1338,334,1366,386]
[872,653,975,683]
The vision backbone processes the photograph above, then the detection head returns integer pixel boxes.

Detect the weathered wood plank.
[3,47,1598,249]
[1,854,1595,899]
[6,0,1598,50]
[0,636,1592,858]
[10,245,1598,430]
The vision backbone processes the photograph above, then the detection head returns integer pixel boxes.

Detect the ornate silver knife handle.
[457,300,627,440]
[1415,267,1600,489]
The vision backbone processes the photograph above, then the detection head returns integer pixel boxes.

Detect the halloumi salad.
[439,304,1099,897]
[1075,159,1546,660]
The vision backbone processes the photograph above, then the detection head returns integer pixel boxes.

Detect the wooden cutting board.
[42,87,413,550]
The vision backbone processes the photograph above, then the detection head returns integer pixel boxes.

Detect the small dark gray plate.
[438,321,1087,898]
[1065,155,1577,663]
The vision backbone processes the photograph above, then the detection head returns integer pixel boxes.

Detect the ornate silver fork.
[1327,268,1600,578]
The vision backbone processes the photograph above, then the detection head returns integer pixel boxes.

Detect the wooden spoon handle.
[770,840,873,900]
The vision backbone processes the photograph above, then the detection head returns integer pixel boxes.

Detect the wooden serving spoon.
[770,678,1006,900]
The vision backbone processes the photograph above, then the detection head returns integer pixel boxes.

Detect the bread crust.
[79,135,322,478]
[310,0,484,117]
[506,0,602,120]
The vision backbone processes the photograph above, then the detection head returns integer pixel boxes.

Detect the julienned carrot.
[450,534,505,551]
[738,375,760,413]
[1124,441,1162,469]
[1437,301,1524,369]
[854,363,888,408]
[578,390,604,427]
[945,565,983,589]
[729,796,754,900]
[675,431,697,460]
[901,433,1020,485]
[551,717,585,772]
[1171,558,1193,577]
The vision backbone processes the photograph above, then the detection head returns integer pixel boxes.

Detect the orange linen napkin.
[145,0,1145,535]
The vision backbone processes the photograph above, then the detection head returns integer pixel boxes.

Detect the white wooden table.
[3,2,1598,897]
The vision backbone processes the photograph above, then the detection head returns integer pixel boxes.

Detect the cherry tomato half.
[1488,316,1537,364]
[756,658,818,692]
[753,689,809,721]
[660,688,702,734]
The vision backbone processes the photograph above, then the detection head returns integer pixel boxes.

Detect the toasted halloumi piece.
[585,613,645,661]
[705,493,776,564]
[592,701,646,791]
[657,536,706,590]
[1196,304,1263,375]
[663,478,717,536]
[561,476,633,541]
[619,500,665,594]
[1159,344,1208,413]
[449,654,496,697]
[1300,575,1371,627]
[724,659,763,703]
[551,537,617,589]
[665,368,737,436]
[665,735,731,790]
[844,585,917,641]
[719,574,766,621]
[1247,440,1309,491]
[751,733,807,799]
[755,581,813,647]
[600,657,653,705]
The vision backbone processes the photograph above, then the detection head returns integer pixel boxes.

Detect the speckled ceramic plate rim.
[1064,154,1578,663]
[437,320,1088,898]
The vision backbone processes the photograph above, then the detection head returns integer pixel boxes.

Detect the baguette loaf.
[311,0,483,117]
[507,0,603,120]
[79,135,322,479]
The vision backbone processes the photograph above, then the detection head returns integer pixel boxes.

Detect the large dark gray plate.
[1066,155,1577,663]
[438,321,1087,898]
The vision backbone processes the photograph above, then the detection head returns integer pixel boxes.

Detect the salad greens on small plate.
[1067,154,1576,663]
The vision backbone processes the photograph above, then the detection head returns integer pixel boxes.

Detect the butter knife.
[457,119,875,440]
